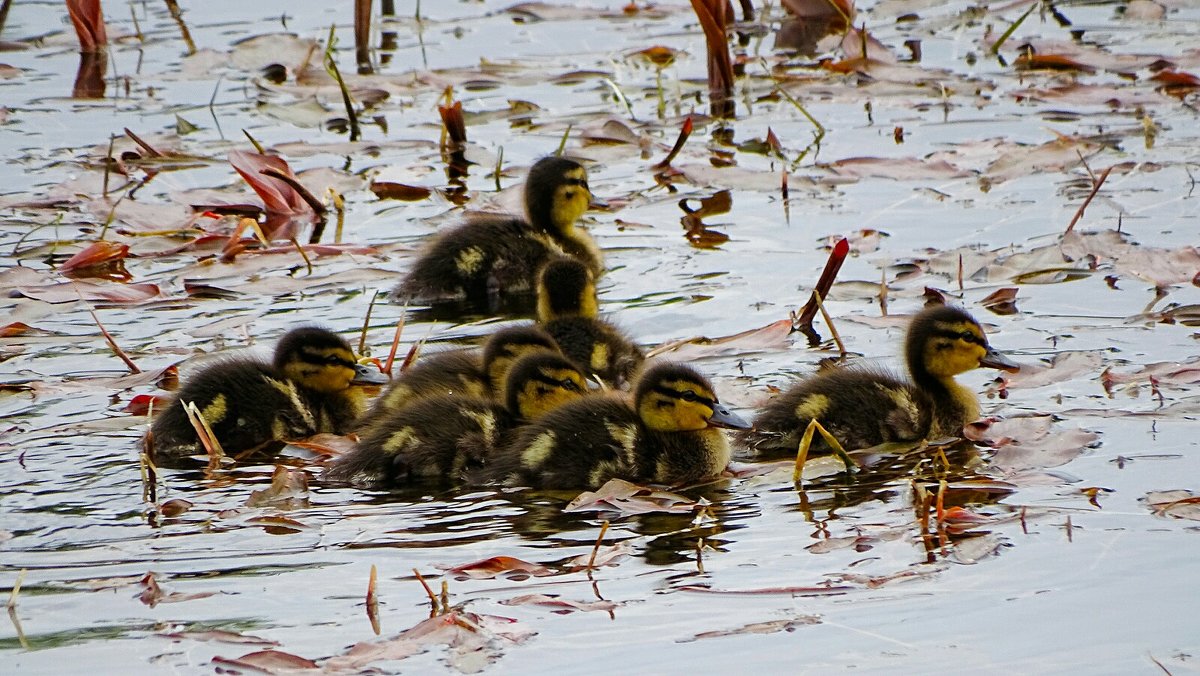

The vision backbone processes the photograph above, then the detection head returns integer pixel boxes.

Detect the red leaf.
[60,241,130,273]
[124,394,171,416]
[228,150,311,216]
[65,0,108,52]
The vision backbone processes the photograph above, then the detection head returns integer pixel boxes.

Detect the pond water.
[2,0,1199,673]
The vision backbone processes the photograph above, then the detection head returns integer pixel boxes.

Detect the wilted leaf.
[245,465,309,509]
[949,533,1008,564]
[499,594,619,614]
[60,241,131,281]
[565,478,702,515]
[13,280,161,305]
[324,610,534,672]
[136,572,215,608]
[561,542,632,571]
[370,182,433,201]
[684,616,820,641]
[674,583,854,596]
[1003,351,1103,389]
[124,393,171,416]
[1143,490,1200,521]
[158,499,193,517]
[648,319,793,360]
[160,629,278,646]
[966,416,1101,474]
[211,649,319,673]
[282,433,359,458]
[443,555,554,580]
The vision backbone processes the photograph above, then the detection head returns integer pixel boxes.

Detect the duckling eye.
[959,331,979,343]
[680,391,699,402]
[560,378,581,392]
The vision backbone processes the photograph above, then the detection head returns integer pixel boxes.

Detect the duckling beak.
[351,364,389,386]
[588,195,609,210]
[980,347,1020,373]
[707,403,752,430]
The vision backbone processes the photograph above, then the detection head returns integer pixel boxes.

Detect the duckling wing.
[742,366,931,458]
[485,395,638,489]
[354,349,484,434]
[396,216,562,301]
[326,395,512,488]
[149,358,318,462]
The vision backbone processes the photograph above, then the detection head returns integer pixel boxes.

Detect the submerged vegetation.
[1,0,1198,671]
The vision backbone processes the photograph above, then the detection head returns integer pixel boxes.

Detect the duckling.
[353,325,560,434]
[536,257,644,388]
[325,351,590,487]
[395,156,604,303]
[487,362,750,489]
[148,327,387,463]
[741,305,1019,457]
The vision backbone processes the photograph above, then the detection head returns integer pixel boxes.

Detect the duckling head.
[905,306,1020,384]
[481,325,561,393]
[536,257,599,322]
[274,327,386,394]
[634,363,751,432]
[504,351,589,420]
[525,156,592,234]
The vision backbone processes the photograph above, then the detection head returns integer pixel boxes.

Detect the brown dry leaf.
[245,515,310,533]
[123,393,172,416]
[1014,52,1097,73]
[158,499,193,517]
[564,478,702,515]
[831,567,943,588]
[60,241,132,281]
[370,181,433,201]
[499,593,620,614]
[630,45,681,68]
[211,649,320,673]
[648,319,793,360]
[1143,490,1200,521]
[135,572,216,608]
[443,555,554,580]
[324,610,534,672]
[685,616,821,641]
[980,287,1019,314]
[245,465,310,509]
[160,629,279,646]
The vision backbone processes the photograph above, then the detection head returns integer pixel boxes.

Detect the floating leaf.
[13,281,161,305]
[685,616,821,641]
[1143,490,1200,521]
[160,629,278,646]
[565,478,702,515]
[211,649,318,673]
[648,319,793,360]
[499,594,619,614]
[370,182,433,201]
[136,572,215,608]
[158,499,193,517]
[324,611,534,672]
[245,465,309,509]
[443,556,554,580]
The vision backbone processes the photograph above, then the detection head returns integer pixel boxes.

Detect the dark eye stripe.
[300,351,354,368]
[653,386,715,408]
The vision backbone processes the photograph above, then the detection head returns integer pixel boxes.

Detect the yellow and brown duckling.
[325,351,590,487]
[395,156,604,303]
[147,327,386,463]
[353,324,560,434]
[485,362,750,489]
[741,305,1020,457]
[537,257,644,388]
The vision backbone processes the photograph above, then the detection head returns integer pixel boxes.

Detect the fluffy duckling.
[488,362,750,489]
[741,305,1019,456]
[396,156,604,303]
[325,351,590,487]
[537,257,644,388]
[353,325,560,433]
[148,327,386,462]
